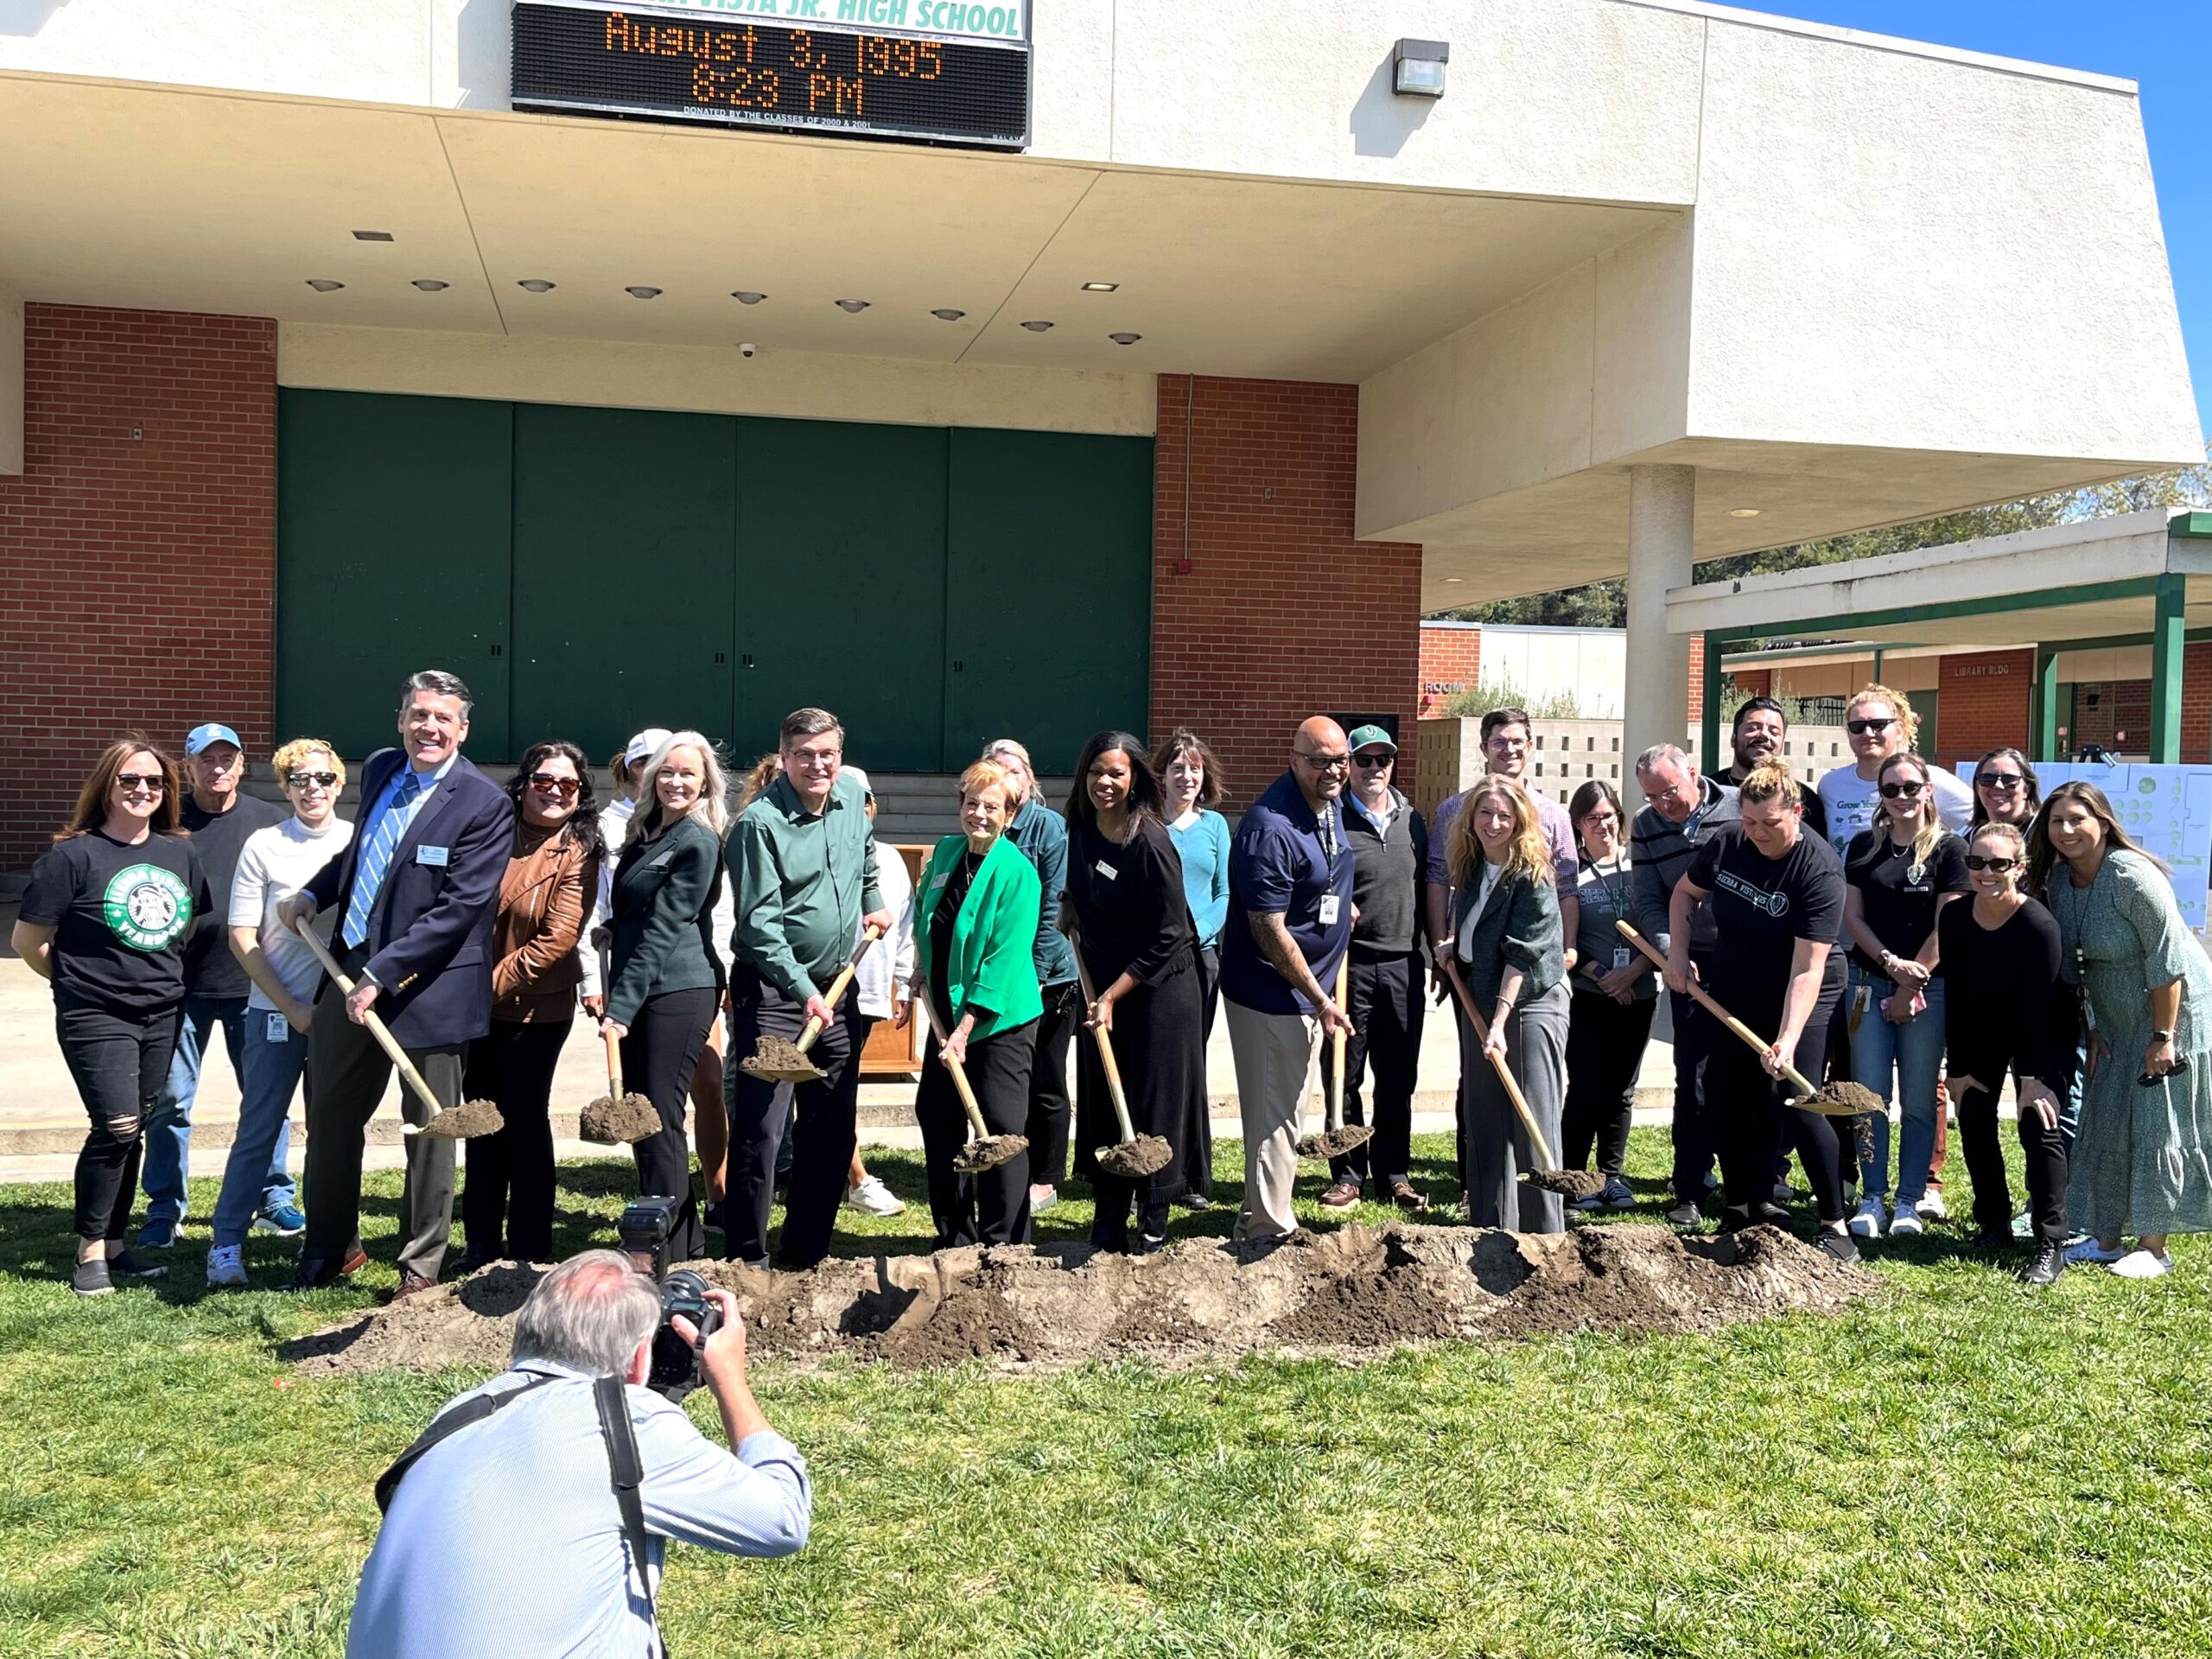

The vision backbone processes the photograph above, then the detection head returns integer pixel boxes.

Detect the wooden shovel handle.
[600,1022,625,1095]
[292,920,446,1123]
[1328,954,1350,1132]
[1071,948,1139,1143]
[1613,920,1821,1099]
[1440,955,1559,1171]
[795,924,882,1055]
[918,995,991,1139]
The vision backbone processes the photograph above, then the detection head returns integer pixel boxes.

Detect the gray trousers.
[302,949,460,1280]
[1226,998,1324,1241]
[1457,979,1572,1234]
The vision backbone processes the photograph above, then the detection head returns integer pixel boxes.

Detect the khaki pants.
[1226,998,1324,1241]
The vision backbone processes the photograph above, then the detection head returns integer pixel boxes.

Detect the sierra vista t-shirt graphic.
[102,862,193,952]
[1713,868,1789,917]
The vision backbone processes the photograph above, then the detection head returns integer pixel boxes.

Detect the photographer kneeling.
[347,1249,810,1658]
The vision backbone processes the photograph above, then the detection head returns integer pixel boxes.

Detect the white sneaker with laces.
[2109,1248,2175,1279]
[206,1243,247,1288]
[1888,1204,1925,1237]
[844,1174,906,1217]
[1848,1197,1885,1238]
[1919,1188,1948,1220]
[2065,1238,2127,1265]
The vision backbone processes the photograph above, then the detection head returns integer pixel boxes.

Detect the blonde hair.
[1876,752,1947,880]
[1736,757,1802,810]
[1847,683,1920,749]
[270,739,344,789]
[959,758,1015,806]
[1446,779,1554,891]
[1969,820,2026,860]
[629,730,730,844]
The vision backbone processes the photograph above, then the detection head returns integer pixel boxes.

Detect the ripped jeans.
[1847,968,1947,1207]
[57,1001,182,1242]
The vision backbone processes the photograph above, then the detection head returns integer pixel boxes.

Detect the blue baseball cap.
[184,722,243,755]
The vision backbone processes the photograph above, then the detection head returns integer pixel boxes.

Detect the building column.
[2033,646,2061,762]
[0,290,22,475]
[1624,464,1695,766]
[2151,572,2184,763]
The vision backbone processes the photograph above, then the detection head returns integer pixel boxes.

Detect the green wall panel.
[512,404,737,764]
[734,419,949,771]
[943,428,1154,775]
[276,391,513,759]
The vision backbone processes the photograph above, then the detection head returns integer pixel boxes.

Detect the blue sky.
[1768,0,2209,442]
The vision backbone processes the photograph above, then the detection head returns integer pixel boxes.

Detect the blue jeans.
[144,995,270,1224]
[1847,968,1947,1205]
[211,1016,308,1247]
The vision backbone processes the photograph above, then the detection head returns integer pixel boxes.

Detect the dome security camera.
[738,342,757,359]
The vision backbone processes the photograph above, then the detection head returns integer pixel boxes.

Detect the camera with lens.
[618,1196,722,1400]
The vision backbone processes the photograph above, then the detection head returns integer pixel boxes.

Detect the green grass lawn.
[3,1128,2208,1659]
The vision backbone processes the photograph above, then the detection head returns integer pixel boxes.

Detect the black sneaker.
[1816,1230,1862,1266]
[2022,1239,2066,1287]
[106,1249,168,1280]
[72,1257,113,1297]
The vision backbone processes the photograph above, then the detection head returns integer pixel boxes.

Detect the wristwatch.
[2152,1028,2176,1043]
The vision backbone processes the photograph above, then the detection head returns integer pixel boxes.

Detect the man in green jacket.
[725,708,894,1269]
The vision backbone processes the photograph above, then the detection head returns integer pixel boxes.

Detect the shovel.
[1440,956,1605,1198]
[918,995,1028,1173]
[739,925,881,1083]
[293,922,504,1140]
[1072,950,1173,1180]
[1614,922,1883,1121]
[580,1019,661,1145]
[1296,955,1371,1160]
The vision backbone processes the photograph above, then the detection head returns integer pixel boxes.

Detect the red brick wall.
[2182,645,2212,764]
[1732,668,1772,697]
[0,304,276,873]
[1688,635,1706,720]
[1418,624,1481,715]
[1936,648,2032,761]
[1152,375,1422,806]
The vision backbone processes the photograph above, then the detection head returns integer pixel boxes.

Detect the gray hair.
[981,738,1033,803]
[512,1250,660,1374]
[1635,743,1693,777]
[399,669,474,719]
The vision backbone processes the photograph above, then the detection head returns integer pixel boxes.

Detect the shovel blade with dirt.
[918,995,1029,1173]
[580,1020,661,1145]
[1439,956,1605,1199]
[1072,951,1173,1180]
[1296,955,1372,1160]
[740,925,880,1083]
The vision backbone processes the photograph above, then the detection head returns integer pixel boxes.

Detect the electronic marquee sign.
[512,0,1032,150]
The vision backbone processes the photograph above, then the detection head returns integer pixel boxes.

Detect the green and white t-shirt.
[21,830,211,1016]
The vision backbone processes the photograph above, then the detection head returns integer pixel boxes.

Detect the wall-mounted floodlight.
[1394,38,1448,98]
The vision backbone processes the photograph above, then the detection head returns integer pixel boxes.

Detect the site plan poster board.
[1956,761,2212,933]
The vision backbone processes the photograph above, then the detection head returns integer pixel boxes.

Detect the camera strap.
[373,1371,562,1514]
[594,1372,669,1657]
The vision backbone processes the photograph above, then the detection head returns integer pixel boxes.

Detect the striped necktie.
[343,770,424,948]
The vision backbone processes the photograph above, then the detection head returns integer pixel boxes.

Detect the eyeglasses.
[1878,780,1924,798]
[1975,772,2025,791]
[1296,752,1351,772]
[1847,718,1895,735]
[115,773,166,792]
[1964,855,2018,873]
[286,772,340,789]
[527,773,581,798]
[1352,753,1394,768]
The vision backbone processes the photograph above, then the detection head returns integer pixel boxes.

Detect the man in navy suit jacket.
[278,671,513,1294]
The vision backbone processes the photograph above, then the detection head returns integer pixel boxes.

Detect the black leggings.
[58,1002,181,1242]
[1952,1060,2070,1243]
[1562,991,1656,1177]
[1025,980,1081,1187]
[462,1017,574,1262]
[620,988,717,1265]
[1703,979,1849,1224]
[916,1017,1038,1246]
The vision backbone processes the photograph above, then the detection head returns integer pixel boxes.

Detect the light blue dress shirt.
[346,1361,811,1659]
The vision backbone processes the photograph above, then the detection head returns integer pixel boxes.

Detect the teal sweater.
[911,833,1045,1040]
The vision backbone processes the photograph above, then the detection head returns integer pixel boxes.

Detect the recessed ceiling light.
[1729,507,1761,518]
[1442,576,1464,583]
[517,279,556,293]
[1020,320,1054,332]
[1109,332,1142,346]
[626,285,663,299]
[931,308,966,321]
[305,279,345,293]
[352,230,394,242]
[1082,282,1119,292]
[731,291,766,304]
[835,298,870,313]
[411,278,450,291]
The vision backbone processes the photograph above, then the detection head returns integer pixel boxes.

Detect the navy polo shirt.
[1220,770,1356,1016]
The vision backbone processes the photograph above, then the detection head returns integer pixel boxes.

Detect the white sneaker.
[2065,1238,2127,1265]
[844,1175,906,1217]
[206,1244,247,1288]
[1920,1188,1948,1220]
[1888,1204,1925,1237]
[2109,1249,2175,1280]
[1848,1197,1885,1238]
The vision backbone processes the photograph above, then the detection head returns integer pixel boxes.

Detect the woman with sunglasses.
[207,741,353,1287]
[2031,782,2212,1279]
[458,741,603,1268]
[1816,683,1974,853]
[1840,751,1971,1238]
[14,739,211,1296]
[1938,822,2072,1283]
[1561,779,1654,1211]
[1968,747,2041,834]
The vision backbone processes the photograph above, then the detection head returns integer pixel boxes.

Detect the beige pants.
[1227,998,1324,1240]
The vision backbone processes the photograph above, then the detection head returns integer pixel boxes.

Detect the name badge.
[415,844,449,868]
[1318,894,1341,925]
[1095,860,1118,881]
[1613,946,1633,972]
[930,874,949,892]
[266,1012,291,1044]
[650,849,675,869]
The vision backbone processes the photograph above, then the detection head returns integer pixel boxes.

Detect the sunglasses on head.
[115,773,166,792]
[1964,855,2018,873]
[528,772,582,798]
[1975,772,2025,790]
[286,772,340,789]
[1847,717,1895,735]
[1878,779,1923,798]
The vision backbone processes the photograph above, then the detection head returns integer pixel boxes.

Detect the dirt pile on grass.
[287,1224,1873,1378]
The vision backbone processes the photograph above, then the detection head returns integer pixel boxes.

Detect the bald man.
[1220,716,1359,1240]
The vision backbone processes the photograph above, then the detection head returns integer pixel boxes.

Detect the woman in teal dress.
[2030,782,2212,1279]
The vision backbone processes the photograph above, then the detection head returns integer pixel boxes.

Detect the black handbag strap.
[594,1372,666,1658]
[373,1370,562,1514]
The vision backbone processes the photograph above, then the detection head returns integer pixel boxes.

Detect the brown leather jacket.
[491,820,601,1022]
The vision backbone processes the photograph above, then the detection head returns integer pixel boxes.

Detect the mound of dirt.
[287,1224,1873,1379]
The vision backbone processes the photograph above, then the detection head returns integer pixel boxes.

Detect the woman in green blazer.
[606,729,728,1264]
[909,758,1045,1245]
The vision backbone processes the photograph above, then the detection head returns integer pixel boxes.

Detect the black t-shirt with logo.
[1843,830,1973,976]
[1686,824,1847,1008]
[20,830,211,1018]
[179,793,286,998]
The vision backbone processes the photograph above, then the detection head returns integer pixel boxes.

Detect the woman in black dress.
[1062,731,1207,1254]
